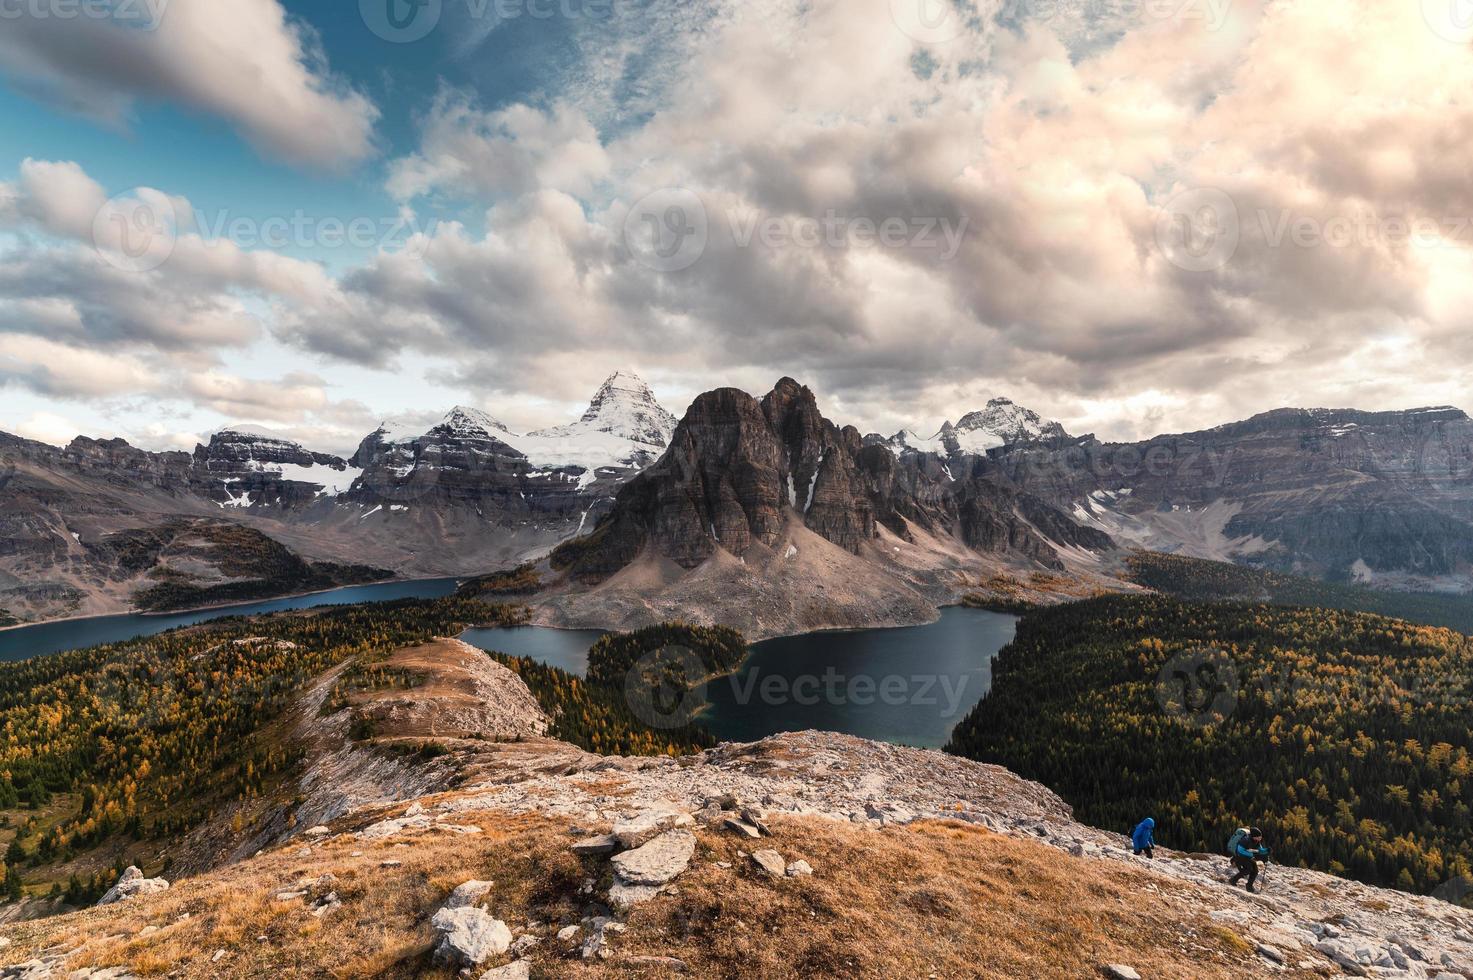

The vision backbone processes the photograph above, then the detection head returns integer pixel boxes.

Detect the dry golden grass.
[0,811,1318,979]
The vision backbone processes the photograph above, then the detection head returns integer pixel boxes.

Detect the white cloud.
[389,94,610,202]
[7,410,84,448]
[0,0,378,170]
[0,335,161,397]
[5,0,1473,443]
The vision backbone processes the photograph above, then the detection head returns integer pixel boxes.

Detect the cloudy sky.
[1,0,1470,455]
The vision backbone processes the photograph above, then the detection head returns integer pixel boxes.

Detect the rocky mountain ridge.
[3,379,1472,625]
[2,651,1469,979]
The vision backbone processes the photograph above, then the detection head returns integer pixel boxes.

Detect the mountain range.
[2,371,1472,630]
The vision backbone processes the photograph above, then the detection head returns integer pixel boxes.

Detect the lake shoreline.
[0,576,465,634]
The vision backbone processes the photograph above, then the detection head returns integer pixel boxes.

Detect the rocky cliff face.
[554,378,1110,585]
[194,430,359,508]
[1000,406,1473,586]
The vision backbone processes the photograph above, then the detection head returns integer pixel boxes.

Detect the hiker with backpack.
[1227,827,1271,892]
[1131,817,1156,858]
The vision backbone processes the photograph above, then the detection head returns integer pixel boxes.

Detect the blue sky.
[0,0,1470,456]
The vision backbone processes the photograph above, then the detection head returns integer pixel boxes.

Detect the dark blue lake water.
[0,578,461,662]
[463,607,1018,748]
[3,589,1015,747]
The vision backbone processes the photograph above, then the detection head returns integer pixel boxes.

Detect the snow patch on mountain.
[882,399,1068,457]
[521,371,677,468]
[882,429,946,456]
[947,398,1067,453]
[358,372,677,474]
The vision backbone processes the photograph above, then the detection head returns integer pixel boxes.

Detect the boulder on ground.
[97,867,170,906]
[612,809,693,849]
[611,830,696,886]
[750,850,786,877]
[446,880,495,909]
[570,834,619,856]
[431,906,513,966]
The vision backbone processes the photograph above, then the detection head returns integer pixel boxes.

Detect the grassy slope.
[1,811,1303,980]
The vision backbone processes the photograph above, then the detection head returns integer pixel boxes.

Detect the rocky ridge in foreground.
[4,721,1470,977]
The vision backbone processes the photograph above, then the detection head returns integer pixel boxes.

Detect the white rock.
[570,834,619,856]
[357,815,432,840]
[446,880,495,909]
[303,826,331,837]
[611,830,696,886]
[750,850,786,877]
[96,867,170,906]
[557,925,581,942]
[431,907,512,966]
[479,962,531,980]
[785,860,813,877]
[612,809,693,849]
[1104,966,1142,980]
[609,880,665,908]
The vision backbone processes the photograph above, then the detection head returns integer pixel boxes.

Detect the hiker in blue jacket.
[1229,827,1271,892]
[1131,817,1156,858]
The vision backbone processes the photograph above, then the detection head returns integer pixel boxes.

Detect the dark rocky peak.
[195,429,343,469]
[1210,405,1471,439]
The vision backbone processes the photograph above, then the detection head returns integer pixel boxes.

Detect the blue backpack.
[1226,827,1250,856]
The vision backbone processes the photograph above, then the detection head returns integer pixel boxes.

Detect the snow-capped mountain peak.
[535,370,678,449]
[439,405,513,438]
[931,398,1070,455]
